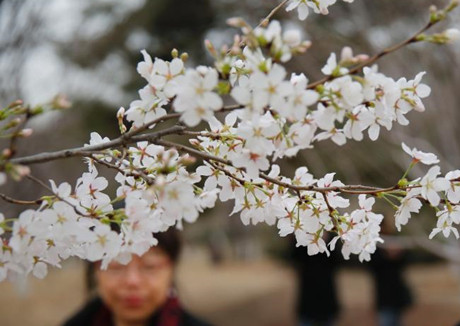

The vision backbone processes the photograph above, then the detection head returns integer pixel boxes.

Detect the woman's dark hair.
[155,228,182,264]
[85,228,183,294]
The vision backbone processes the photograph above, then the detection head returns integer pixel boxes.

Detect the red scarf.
[93,295,182,326]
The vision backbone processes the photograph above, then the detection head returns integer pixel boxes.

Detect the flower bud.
[171,48,179,58]
[283,29,301,47]
[355,54,370,62]
[340,46,353,61]
[117,107,125,119]
[18,128,33,137]
[13,165,31,179]
[2,148,12,158]
[117,107,127,134]
[226,17,247,28]
[7,99,23,109]
[179,154,196,165]
[205,39,217,57]
[180,52,189,62]
[52,94,71,110]
[447,0,459,12]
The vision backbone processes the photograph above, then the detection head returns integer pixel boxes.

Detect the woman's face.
[96,248,174,325]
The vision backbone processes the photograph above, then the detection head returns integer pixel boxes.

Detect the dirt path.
[0,259,459,326]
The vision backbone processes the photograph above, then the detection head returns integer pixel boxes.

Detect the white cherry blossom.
[402,142,439,165]
[420,166,450,206]
[174,66,223,127]
[429,208,460,239]
[394,189,422,231]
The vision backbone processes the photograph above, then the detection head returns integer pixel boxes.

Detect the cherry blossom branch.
[9,125,186,165]
[307,19,436,89]
[155,138,404,195]
[154,139,230,165]
[25,174,93,218]
[6,102,248,167]
[208,161,246,186]
[182,130,244,141]
[89,155,155,185]
[121,103,243,140]
[8,107,31,158]
[121,112,181,139]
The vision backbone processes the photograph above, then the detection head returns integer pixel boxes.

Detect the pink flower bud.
[341,46,354,61]
[117,107,125,118]
[17,165,31,177]
[226,17,246,28]
[52,94,71,109]
[19,128,33,137]
[356,54,370,62]
[2,148,12,158]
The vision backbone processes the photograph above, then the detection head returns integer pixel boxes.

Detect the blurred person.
[289,235,341,326]
[369,222,413,326]
[63,229,212,326]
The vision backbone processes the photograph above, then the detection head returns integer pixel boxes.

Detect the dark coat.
[63,297,212,326]
[290,240,340,321]
[368,247,413,311]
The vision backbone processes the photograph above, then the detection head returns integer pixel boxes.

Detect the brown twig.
[25,174,92,218]
[156,138,405,196]
[121,113,181,140]
[307,20,435,89]
[89,155,155,185]
[10,125,185,166]
[0,193,42,205]
[258,0,290,28]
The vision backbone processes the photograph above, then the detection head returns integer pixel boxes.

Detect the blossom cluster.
[286,0,354,21]
[0,141,221,281]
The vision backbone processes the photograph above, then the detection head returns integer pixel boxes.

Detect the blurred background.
[0,0,460,325]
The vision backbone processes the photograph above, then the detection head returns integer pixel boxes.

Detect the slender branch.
[154,139,231,165]
[321,192,335,215]
[258,0,290,28]
[89,155,155,185]
[10,125,185,166]
[182,130,244,141]
[5,100,243,166]
[307,20,435,89]
[208,161,246,185]
[157,138,404,195]
[8,109,31,158]
[120,104,243,141]
[0,193,42,205]
[26,174,55,193]
[122,112,180,139]
[25,174,92,218]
